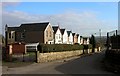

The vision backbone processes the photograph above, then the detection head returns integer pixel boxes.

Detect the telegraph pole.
[5,24,8,48]
[99,29,102,47]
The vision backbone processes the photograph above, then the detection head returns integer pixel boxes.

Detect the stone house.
[5,22,54,44]
[72,33,79,44]
[52,26,62,44]
[80,36,90,45]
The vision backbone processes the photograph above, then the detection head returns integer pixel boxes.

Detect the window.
[46,31,48,37]
[59,34,61,39]
[11,31,14,39]
[26,46,36,51]
[21,33,25,38]
[56,35,58,39]
[12,36,14,39]
[9,32,11,39]
[49,31,52,37]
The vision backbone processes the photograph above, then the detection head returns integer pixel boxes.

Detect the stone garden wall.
[37,47,101,63]
[37,50,83,63]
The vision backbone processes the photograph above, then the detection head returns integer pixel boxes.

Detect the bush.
[82,44,92,50]
[88,44,93,49]
[72,44,83,50]
[39,44,84,53]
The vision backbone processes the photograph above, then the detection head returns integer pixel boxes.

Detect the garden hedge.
[38,44,92,53]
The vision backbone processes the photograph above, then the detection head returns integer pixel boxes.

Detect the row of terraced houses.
[5,22,90,45]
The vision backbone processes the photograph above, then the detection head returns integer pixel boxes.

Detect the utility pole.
[5,24,8,48]
[99,29,102,47]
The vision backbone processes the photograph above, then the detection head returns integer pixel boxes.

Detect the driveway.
[2,51,115,74]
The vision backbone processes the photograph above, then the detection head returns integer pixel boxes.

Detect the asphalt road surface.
[2,51,115,74]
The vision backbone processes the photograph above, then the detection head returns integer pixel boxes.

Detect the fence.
[107,30,120,50]
[105,30,120,65]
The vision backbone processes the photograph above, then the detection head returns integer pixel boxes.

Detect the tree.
[0,34,5,47]
[90,35,96,52]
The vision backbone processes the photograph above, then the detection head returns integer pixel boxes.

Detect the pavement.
[2,51,116,74]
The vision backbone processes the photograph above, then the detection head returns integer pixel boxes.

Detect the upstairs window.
[21,33,25,38]
[12,35,14,39]
[49,31,52,37]
[9,32,11,39]
[46,31,48,37]
[11,31,14,39]
[56,35,58,39]
[59,34,61,39]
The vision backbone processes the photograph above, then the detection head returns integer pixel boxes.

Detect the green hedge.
[40,44,83,52]
[82,44,92,49]
[88,44,93,49]
[38,44,92,53]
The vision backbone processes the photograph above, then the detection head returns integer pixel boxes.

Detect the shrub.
[72,44,83,50]
[39,44,84,53]
[88,44,93,49]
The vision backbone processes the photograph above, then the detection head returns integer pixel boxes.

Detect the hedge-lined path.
[2,51,115,74]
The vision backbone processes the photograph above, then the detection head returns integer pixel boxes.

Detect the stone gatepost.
[36,51,40,63]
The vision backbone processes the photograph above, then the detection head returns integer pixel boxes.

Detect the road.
[2,51,115,74]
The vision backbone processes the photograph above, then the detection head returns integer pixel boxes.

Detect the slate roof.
[52,26,59,34]
[60,29,65,35]
[8,27,19,31]
[67,31,72,37]
[20,22,49,31]
[72,33,75,36]
[76,34,79,37]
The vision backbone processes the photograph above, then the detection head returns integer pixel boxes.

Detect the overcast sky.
[1,1,119,36]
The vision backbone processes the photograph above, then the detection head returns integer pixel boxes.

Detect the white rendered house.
[52,26,62,44]
[67,31,73,44]
[80,36,90,45]
[77,34,80,44]
[60,29,68,44]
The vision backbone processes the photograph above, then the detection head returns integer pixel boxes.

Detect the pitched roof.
[81,36,89,39]
[76,34,79,37]
[52,26,59,34]
[8,27,19,31]
[60,29,65,35]
[20,22,49,31]
[67,31,72,37]
[72,33,75,36]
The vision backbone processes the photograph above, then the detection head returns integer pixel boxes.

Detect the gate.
[11,52,36,62]
[6,42,38,62]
